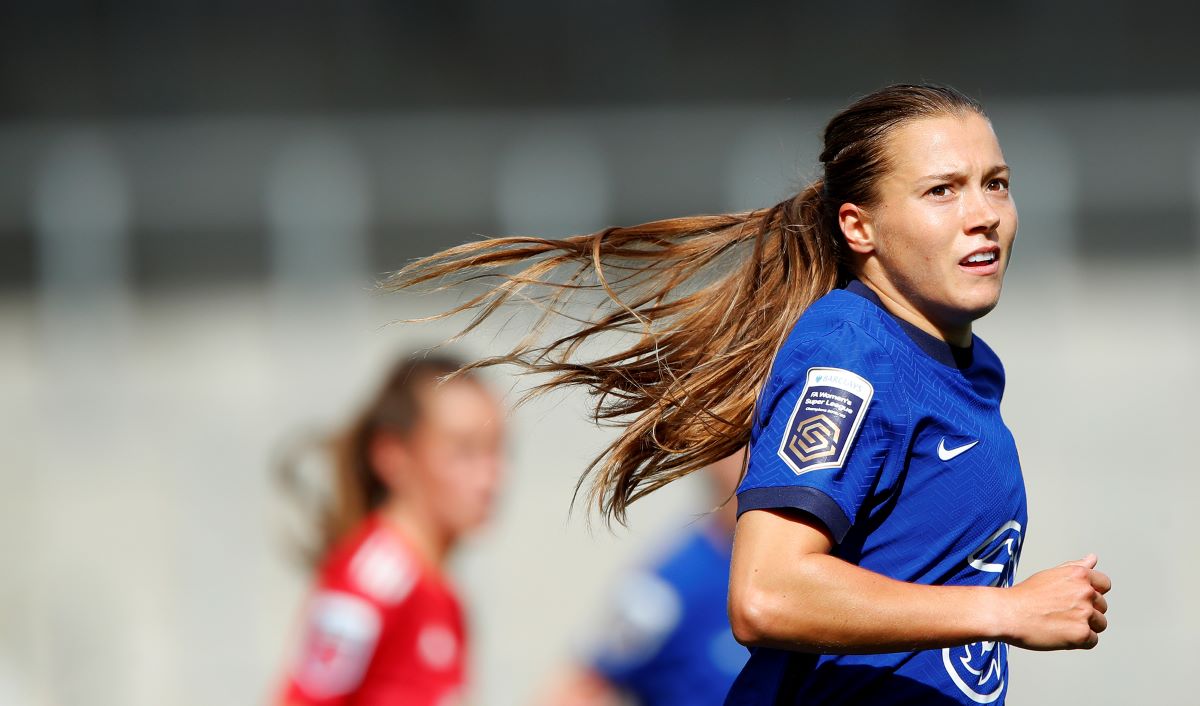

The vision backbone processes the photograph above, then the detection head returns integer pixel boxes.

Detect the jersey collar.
[843,280,974,370]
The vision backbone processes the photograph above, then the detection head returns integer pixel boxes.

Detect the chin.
[460,509,492,535]
[937,290,1000,332]
[960,275,1005,311]
[960,291,1002,322]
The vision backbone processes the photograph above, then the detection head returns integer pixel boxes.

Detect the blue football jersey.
[589,521,747,706]
[729,281,1028,705]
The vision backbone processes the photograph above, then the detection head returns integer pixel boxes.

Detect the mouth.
[958,247,1001,275]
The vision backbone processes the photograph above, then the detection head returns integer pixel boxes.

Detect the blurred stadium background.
[1,2,1197,704]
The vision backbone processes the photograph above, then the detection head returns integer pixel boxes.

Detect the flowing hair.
[384,84,984,525]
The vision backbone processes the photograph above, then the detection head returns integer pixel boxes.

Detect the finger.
[1064,553,1098,570]
[1082,630,1099,650]
[1088,609,1108,634]
[1093,591,1108,614]
[1089,569,1112,594]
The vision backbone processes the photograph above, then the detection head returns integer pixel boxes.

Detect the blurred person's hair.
[385,83,984,525]
[277,353,471,566]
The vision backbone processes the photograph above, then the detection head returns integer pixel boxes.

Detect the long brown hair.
[278,354,470,564]
[385,84,984,524]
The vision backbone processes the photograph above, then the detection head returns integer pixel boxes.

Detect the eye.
[987,178,1009,193]
[927,184,952,198]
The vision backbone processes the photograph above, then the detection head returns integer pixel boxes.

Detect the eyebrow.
[919,164,1011,183]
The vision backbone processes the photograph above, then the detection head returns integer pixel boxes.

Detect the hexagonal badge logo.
[777,367,874,475]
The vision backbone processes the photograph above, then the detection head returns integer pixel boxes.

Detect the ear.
[838,202,876,255]
[368,431,412,492]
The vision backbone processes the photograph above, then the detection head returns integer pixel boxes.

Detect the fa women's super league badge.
[778,367,874,475]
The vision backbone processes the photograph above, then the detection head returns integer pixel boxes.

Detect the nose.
[965,187,1000,235]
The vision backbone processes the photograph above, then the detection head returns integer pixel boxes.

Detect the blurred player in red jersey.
[276,354,505,706]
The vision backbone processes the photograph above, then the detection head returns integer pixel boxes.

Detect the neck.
[858,274,973,348]
[377,497,454,568]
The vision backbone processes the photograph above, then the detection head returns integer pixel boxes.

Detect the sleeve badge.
[777,367,874,475]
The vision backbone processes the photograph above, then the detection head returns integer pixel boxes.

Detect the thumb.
[1063,553,1098,569]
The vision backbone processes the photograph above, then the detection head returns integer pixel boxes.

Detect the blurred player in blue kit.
[388,83,1113,705]
[538,452,748,706]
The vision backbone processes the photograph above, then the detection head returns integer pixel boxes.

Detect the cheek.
[1003,207,1019,247]
[433,456,491,518]
[876,207,947,265]
[432,459,470,501]
[412,447,464,504]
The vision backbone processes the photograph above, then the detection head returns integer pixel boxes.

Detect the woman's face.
[388,379,506,541]
[845,112,1017,340]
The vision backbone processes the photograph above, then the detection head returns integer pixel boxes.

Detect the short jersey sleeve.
[736,321,910,543]
[282,527,421,705]
[284,589,384,704]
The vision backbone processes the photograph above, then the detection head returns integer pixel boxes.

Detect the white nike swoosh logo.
[938,438,979,461]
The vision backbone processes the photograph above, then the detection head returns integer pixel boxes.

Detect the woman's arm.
[728,509,1110,654]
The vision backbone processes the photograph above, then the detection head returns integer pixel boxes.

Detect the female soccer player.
[276,355,505,706]
[387,84,1111,704]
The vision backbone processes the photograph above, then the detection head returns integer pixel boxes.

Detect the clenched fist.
[1002,553,1111,650]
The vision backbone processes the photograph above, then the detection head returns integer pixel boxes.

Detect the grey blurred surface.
[2,3,1199,704]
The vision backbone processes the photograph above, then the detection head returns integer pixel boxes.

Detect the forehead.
[420,379,502,432]
[883,112,1005,178]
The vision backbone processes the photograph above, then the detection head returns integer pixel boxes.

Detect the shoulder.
[319,519,423,608]
[775,291,901,373]
[761,300,905,427]
[749,296,914,484]
[593,526,718,656]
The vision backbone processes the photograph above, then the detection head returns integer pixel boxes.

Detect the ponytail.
[385,183,843,525]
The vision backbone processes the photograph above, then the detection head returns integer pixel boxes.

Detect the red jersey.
[281,516,467,706]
